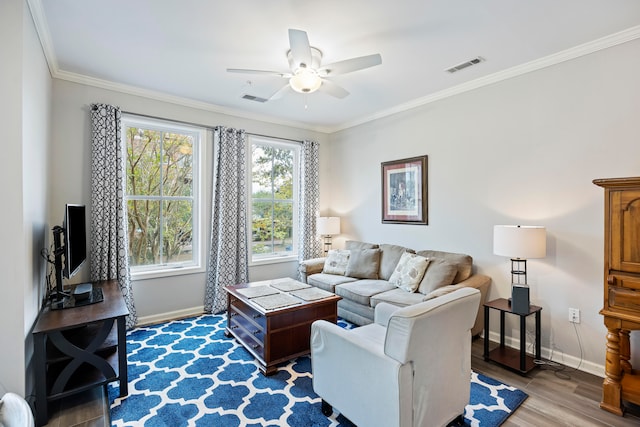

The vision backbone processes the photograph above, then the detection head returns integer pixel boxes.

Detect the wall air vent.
[241,94,269,103]
[445,56,485,74]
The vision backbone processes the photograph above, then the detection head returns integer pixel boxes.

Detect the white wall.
[0,0,51,396]
[22,0,52,397]
[50,80,329,323]
[328,38,640,376]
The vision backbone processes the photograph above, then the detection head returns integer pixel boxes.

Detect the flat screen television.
[63,204,87,278]
[50,204,101,309]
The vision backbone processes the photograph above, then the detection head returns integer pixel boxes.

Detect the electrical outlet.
[569,308,580,323]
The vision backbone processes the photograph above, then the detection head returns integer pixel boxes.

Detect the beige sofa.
[299,240,490,336]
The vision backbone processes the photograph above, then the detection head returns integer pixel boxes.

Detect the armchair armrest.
[436,273,490,336]
[298,257,326,283]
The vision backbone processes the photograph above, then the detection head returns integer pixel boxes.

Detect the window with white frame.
[122,115,204,275]
[249,135,299,263]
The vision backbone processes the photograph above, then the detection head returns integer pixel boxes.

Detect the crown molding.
[332,25,640,133]
[52,69,333,133]
[27,0,58,76]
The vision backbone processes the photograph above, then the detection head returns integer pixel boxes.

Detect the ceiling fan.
[227,29,382,101]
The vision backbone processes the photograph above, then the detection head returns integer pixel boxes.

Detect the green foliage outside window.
[125,126,195,267]
[251,143,296,258]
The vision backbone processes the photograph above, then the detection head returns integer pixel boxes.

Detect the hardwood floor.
[470,338,640,426]
[43,386,108,427]
[43,337,640,426]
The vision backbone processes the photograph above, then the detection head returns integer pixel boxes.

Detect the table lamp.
[317,217,340,255]
[493,225,546,313]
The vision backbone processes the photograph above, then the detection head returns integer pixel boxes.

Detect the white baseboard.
[484,330,604,378]
[136,306,205,327]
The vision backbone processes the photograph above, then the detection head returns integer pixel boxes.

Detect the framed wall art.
[381,155,428,225]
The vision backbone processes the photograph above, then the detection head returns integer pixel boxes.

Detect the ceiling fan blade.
[227,68,290,78]
[288,29,312,69]
[319,79,349,99]
[269,84,291,100]
[319,53,382,76]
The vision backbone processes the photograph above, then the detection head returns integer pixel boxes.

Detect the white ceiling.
[30,0,640,132]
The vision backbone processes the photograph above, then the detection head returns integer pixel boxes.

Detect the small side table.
[483,298,542,375]
[32,280,129,426]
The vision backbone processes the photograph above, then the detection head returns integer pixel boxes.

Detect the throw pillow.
[378,244,416,280]
[418,258,458,295]
[345,248,381,279]
[388,252,430,292]
[322,249,351,275]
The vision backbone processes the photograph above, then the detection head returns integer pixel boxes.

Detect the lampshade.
[493,225,546,259]
[317,217,340,236]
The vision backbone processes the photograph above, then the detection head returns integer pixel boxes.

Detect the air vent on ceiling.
[445,56,485,74]
[241,94,269,103]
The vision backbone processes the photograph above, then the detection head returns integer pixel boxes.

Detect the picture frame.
[381,155,428,225]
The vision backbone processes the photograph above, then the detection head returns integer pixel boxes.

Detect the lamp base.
[511,284,530,315]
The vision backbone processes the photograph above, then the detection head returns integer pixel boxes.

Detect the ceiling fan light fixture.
[289,68,322,93]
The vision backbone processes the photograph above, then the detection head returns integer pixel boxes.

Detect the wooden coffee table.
[224,278,341,375]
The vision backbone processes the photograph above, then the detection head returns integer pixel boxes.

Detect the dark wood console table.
[32,280,129,426]
[483,298,542,375]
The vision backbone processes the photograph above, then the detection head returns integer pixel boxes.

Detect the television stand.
[50,284,104,310]
[32,280,129,426]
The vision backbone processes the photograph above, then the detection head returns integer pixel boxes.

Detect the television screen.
[63,204,87,278]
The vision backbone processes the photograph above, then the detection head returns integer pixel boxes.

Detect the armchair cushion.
[345,248,381,279]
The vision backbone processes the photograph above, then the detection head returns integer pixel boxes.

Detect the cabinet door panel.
[611,191,640,273]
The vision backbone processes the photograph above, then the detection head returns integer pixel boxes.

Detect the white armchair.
[311,287,481,427]
[0,392,34,427]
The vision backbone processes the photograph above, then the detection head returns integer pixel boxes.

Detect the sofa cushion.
[334,280,396,306]
[308,273,357,292]
[345,248,381,279]
[322,249,350,275]
[345,240,379,250]
[370,288,426,308]
[415,250,473,283]
[388,253,430,292]
[378,244,415,280]
[417,258,458,295]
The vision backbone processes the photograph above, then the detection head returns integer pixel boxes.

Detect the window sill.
[250,255,298,267]
[131,265,205,281]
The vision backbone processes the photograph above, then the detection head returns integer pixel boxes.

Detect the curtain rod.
[120,110,302,144]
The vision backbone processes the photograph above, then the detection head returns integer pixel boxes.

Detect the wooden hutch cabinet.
[594,177,640,415]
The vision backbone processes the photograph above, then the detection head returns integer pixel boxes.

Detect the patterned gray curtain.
[297,139,322,267]
[204,127,249,313]
[90,103,137,328]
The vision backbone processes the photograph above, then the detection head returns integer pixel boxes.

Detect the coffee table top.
[225,278,341,314]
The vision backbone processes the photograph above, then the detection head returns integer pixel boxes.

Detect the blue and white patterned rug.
[108,314,527,426]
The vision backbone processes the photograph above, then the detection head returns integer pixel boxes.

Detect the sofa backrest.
[415,250,473,283]
[343,241,473,283]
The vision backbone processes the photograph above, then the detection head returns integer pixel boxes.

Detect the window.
[122,115,204,275]
[249,136,299,263]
